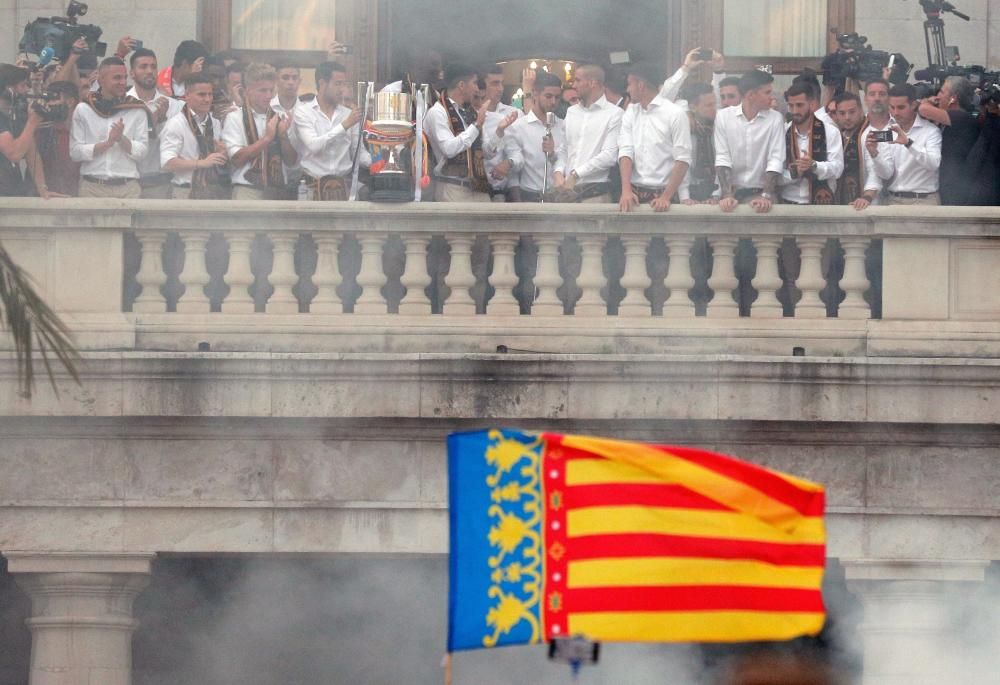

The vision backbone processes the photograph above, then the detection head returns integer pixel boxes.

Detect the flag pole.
[444,652,453,685]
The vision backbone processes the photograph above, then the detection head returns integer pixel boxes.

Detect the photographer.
[917,76,980,205]
[868,83,942,205]
[28,80,81,198]
[0,65,42,196]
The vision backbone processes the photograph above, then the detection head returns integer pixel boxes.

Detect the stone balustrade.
[1,200,998,356]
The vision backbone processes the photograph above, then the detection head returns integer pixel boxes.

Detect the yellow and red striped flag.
[447,430,826,650]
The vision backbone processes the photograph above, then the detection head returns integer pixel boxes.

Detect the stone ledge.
[1,352,998,423]
[3,552,155,575]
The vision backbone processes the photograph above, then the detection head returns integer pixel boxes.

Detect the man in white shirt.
[479,66,521,201]
[833,92,880,210]
[559,64,623,204]
[714,69,786,213]
[292,61,370,201]
[127,48,184,198]
[618,62,692,212]
[423,63,491,202]
[160,73,227,200]
[70,57,150,199]
[502,71,567,202]
[222,63,298,201]
[779,82,844,205]
[270,62,304,198]
[868,83,942,205]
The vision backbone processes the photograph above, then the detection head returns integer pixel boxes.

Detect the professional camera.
[821,32,911,88]
[18,1,106,63]
[28,90,69,123]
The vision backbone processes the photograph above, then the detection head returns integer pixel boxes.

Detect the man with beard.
[128,48,184,198]
[868,83,942,206]
[291,61,369,201]
[779,82,843,205]
[833,92,879,209]
[618,62,691,213]
[70,57,151,199]
[714,69,786,213]
[560,63,623,203]
[424,63,492,202]
[680,82,720,203]
[503,71,567,202]
[160,73,227,200]
[480,66,522,201]
[718,76,742,109]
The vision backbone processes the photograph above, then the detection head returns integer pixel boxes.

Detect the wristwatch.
[904,139,914,148]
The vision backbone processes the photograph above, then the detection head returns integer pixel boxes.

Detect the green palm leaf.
[0,242,81,399]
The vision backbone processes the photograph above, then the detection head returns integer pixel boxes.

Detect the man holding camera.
[0,65,41,196]
[867,83,942,206]
[29,80,81,198]
[70,56,150,199]
[917,76,980,205]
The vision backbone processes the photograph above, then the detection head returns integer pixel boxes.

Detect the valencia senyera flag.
[447,430,826,651]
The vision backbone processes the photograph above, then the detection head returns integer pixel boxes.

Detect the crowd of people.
[2,37,999,209]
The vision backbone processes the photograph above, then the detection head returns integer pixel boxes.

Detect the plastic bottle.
[297,178,312,201]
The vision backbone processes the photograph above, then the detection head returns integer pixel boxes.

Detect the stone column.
[4,553,155,685]
[843,559,989,685]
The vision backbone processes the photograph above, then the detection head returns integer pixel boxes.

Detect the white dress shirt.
[714,104,787,191]
[291,98,370,178]
[780,116,844,204]
[660,68,727,108]
[127,86,184,178]
[482,102,521,191]
[69,101,150,180]
[872,115,942,194]
[504,111,567,194]
[424,99,480,176]
[222,107,275,186]
[564,95,623,185]
[159,109,222,186]
[860,119,891,201]
[618,96,693,199]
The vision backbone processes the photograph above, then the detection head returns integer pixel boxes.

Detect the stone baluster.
[618,236,651,317]
[488,235,521,316]
[532,235,563,316]
[575,236,607,316]
[175,231,211,313]
[444,234,477,316]
[706,236,740,318]
[839,237,872,319]
[795,237,828,319]
[398,234,432,315]
[663,237,695,317]
[222,231,256,314]
[132,232,167,313]
[311,234,343,314]
[354,233,388,314]
[751,237,784,318]
[267,234,300,314]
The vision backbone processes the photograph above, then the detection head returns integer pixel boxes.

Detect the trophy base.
[370,173,413,203]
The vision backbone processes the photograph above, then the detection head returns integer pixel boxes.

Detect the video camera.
[821,32,911,88]
[27,90,70,123]
[913,65,1000,105]
[18,1,106,64]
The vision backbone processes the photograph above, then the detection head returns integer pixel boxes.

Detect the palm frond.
[0,242,81,399]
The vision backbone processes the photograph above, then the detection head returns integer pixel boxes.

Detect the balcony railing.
[1,200,997,357]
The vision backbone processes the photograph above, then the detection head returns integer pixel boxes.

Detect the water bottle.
[297,178,312,202]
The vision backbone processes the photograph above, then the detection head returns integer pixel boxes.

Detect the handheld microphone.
[37,46,55,67]
[545,112,554,127]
